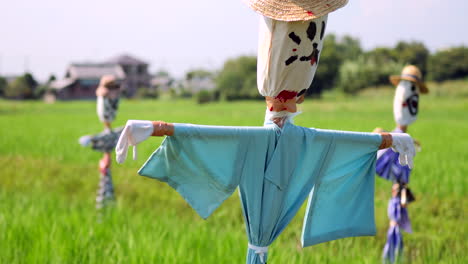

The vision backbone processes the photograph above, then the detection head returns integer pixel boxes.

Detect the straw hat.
[390,65,429,94]
[242,0,348,21]
[96,75,120,98]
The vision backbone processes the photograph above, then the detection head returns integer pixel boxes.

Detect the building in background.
[105,54,151,97]
[50,63,125,100]
[50,54,150,100]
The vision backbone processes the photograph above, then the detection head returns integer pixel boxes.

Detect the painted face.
[257,15,327,102]
[393,80,419,126]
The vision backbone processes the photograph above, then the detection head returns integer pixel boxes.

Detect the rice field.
[0,88,466,263]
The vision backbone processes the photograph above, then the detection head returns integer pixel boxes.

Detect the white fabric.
[263,108,300,124]
[97,96,119,123]
[248,243,268,263]
[115,120,154,164]
[393,80,418,126]
[96,96,105,121]
[389,133,416,169]
[257,15,327,97]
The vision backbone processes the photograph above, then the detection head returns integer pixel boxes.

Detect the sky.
[0,0,466,81]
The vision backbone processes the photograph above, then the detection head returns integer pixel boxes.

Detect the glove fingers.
[116,140,129,164]
[115,125,131,164]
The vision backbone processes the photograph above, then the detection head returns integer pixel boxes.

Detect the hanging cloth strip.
[376,128,416,263]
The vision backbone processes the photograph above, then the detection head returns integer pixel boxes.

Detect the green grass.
[0,89,467,263]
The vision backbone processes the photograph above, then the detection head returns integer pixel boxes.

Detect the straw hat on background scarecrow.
[114,1,417,264]
[390,65,428,94]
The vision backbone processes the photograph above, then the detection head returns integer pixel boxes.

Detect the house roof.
[106,54,148,66]
[65,63,126,80]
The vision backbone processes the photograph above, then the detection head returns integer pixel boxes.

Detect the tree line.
[1,34,467,101]
[216,34,468,100]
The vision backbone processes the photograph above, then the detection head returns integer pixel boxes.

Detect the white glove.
[390,133,416,169]
[115,120,154,164]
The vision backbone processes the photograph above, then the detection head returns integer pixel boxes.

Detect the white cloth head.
[257,15,327,97]
[393,80,419,126]
[115,120,154,164]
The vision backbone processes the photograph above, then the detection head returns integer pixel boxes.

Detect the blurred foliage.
[135,87,159,99]
[309,35,364,97]
[394,41,430,76]
[216,56,261,101]
[0,76,6,97]
[337,57,404,94]
[4,72,38,99]
[1,37,467,101]
[196,90,219,104]
[428,46,468,82]
[186,69,213,80]
[308,34,345,97]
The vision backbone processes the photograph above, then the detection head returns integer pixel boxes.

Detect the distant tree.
[196,90,214,104]
[309,34,341,96]
[154,70,170,77]
[428,46,468,82]
[365,47,397,64]
[47,74,57,84]
[393,41,429,76]
[363,42,427,86]
[186,69,213,80]
[309,34,363,96]
[337,57,378,94]
[0,76,7,97]
[5,75,33,99]
[216,56,259,100]
[337,35,363,61]
[135,86,159,99]
[24,72,38,91]
[337,56,404,94]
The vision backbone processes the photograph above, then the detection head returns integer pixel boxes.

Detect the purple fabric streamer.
[382,224,403,264]
[381,186,412,263]
[376,148,411,183]
[376,128,411,184]
[377,128,414,263]
[388,197,412,233]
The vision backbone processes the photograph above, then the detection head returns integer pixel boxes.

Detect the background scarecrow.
[79,75,123,210]
[115,1,416,263]
[374,65,428,263]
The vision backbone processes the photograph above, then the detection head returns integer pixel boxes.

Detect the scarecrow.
[374,65,428,263]
[116,1,416,263]
[79,75,123,210]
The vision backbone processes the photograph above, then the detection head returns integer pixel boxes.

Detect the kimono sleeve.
[302,129,381,247]
[138,124,271,219]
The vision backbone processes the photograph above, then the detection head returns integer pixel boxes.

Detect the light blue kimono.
[138,120,382,263]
